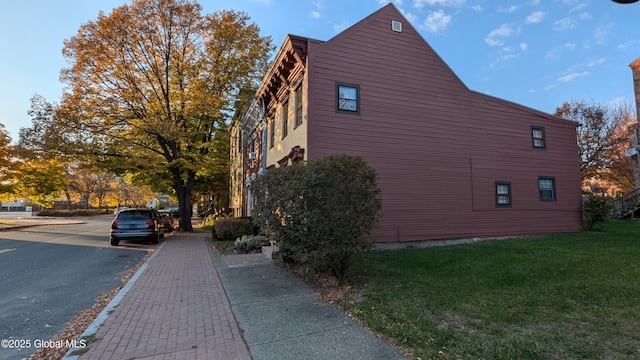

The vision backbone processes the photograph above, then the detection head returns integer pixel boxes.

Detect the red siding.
[306,4,582,242]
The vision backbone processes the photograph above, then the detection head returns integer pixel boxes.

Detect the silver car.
[110,208,165,246]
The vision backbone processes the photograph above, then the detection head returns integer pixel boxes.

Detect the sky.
[1,0,639,142]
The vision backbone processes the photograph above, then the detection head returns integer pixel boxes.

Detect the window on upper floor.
[269,119,275,149]
[249,138,256,160]
[282,101,289,139]
[336,83,359,114]
[295,85,303,127]
[532,126,546,149]
[538,177,556,201]
[495,182,512,207]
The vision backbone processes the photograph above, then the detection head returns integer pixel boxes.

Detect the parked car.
[158,210,178,232]
[110,208,164,246]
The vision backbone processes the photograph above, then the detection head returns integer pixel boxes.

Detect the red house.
[230,4,583,243]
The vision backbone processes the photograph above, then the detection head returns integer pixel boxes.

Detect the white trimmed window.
[336,83,359,114]
[496,182,512,207]
[539,177,556,201]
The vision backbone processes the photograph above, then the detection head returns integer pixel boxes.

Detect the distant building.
[230,4,583,242]
[1,199,26,210]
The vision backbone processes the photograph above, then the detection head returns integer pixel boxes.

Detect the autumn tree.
[18,95,71,161]
[67,168,116,209]
[554,100,636,194]
[0,123,17,194]
[15,158,68,207]
[59,0,273,230]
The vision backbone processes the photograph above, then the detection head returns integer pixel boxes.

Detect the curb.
[61,241,166,359]
[0,220,85,231]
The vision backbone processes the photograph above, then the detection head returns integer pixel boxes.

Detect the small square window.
[532,126,546,149]
[336,83,359,114]
[496,182,512,207]
[538,177,556,201]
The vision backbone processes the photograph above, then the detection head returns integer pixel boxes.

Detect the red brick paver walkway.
[78,232,250,360]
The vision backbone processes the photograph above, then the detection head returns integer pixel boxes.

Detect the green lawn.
[342,220,640,359]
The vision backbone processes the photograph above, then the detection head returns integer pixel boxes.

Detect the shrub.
[583,194,612,231]
[213,217,254,241]
[252,154,382,283]
[234,235,268,253]
[37,209,111,217]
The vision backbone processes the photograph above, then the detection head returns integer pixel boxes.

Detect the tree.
[0,123,17,194]
[67,168,115,209]
[554,100,635,193]
[17,95,71,161]
[59,0,273,230]
[16,158,68,207]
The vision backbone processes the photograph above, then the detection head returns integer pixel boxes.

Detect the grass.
[340,219,640,360]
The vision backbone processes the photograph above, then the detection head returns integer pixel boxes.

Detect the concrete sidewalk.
[63,231,406,360]
[213,252,407,360]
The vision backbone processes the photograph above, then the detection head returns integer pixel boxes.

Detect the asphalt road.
[0,216,153,360]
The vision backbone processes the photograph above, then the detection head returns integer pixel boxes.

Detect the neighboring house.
[230,4,583,242]
[611,57,640,218]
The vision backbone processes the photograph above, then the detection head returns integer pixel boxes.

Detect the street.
[0,216,152,360]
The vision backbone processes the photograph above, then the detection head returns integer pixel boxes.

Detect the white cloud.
[609,96,629,107]
[570,3,587,12]
[545,43,576,60]
[378,0,403,5]
[487,47,521,68]
[525,11,545,24]
[558,71,590,82]
[618,40,639,51]
[310,0,323,18]
[485,24,517,47]
[333,21,349,33]
[413,0,464,9]
[498,5,520,13]
[554,16,577,31]
[520,42,528,51]
[472,4,483,11]
[578,12,592,20]
[401,9,418,23]
[594,24,613,44]
[586,58,606,67]
[424,10,451,33]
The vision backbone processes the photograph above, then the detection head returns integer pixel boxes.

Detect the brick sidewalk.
[77,232,250,360]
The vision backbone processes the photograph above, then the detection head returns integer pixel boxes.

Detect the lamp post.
[611,0,639,3]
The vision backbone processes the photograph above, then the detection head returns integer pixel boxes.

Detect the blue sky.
[1,0,639,141]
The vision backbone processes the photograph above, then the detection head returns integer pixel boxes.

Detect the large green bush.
[251,154,382,283]
[213,217,254,241]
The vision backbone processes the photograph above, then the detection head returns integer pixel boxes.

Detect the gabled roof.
[309,3,570,124]
[311,3,469,92]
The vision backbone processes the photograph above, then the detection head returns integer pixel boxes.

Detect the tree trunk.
[174,169,195,232]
